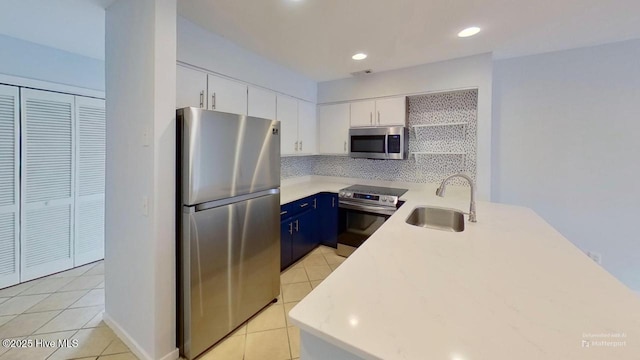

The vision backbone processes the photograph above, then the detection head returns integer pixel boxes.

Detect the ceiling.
[178,0,640,81]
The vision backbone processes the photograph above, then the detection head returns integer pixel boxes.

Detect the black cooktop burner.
[340,185,408,197]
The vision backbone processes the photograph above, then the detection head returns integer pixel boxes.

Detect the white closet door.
[0,85,20,288]
[20,89,75,281]
[75,97,105,266]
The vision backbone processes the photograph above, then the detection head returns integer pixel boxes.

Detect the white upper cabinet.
[297,101,317,155]
[248,86,276,120]
[318,103,350,155]
[20,88,75,281]
[176,62,318,156]
[207,74,247,115]
[349,97,407,127]
[176,65,207,109]
[375,96,406,126]
[350,100,376,127]
[277,95,298,155]
[0,85,20,289]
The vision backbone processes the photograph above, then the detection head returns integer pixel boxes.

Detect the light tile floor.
[0,260,137,360]
[0,245,345,360]
[199,245,346,360]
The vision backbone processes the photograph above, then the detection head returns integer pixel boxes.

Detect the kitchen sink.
[405,206,465,232]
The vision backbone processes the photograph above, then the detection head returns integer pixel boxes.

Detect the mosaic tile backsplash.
[281,89,478,186]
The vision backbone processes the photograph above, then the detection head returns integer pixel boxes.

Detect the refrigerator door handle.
[195,188,280,212]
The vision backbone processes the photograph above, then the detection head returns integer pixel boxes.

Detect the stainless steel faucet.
[436,173,477,222]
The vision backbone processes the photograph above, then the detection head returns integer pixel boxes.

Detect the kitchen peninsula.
[284,176,640,360]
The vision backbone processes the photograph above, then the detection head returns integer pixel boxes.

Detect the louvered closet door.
[74,97,105,266]
[20,89,75,281]
[0,85,20,288]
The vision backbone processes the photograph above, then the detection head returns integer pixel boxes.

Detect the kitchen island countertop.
[281,176,640,360]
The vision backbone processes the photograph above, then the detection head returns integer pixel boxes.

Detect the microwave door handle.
[384,131,389,158]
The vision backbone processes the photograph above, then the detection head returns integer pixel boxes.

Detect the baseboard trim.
[160,348,180,360]
[103,312,179,360]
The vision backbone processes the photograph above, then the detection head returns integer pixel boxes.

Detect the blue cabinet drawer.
[280,195,317,220]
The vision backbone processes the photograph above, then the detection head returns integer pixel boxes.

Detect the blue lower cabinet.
[280,193,336,270]
[293,208,319,261]
[280,220,293,270]
[318,193,338,248]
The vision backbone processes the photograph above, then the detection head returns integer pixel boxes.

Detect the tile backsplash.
[282,89,477,186]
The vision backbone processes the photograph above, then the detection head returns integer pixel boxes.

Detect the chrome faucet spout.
[436,173,477,222]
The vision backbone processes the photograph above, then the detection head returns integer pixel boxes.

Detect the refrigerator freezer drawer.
[179,192,280,359]
[178,107,280,206]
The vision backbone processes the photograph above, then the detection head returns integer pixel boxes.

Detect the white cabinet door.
[75,97,105,266]
[350,100,375,127]
[207,74,247,115]
[376,96,406,126]
[248,86,276,120]
[277,95,298,155]
[318,103,350,155]
[0,85,20,288]
[20,89,75,281]
[297,100,317,155]
[176,65,207,109]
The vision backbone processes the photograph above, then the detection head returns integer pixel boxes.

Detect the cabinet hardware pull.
[289,222,293,235]
[313,198,317,208]
[295,220,299,232]
[300,203,309,208]
[295,141,298,151]
[300,141,303,151]
[370,112,372,124]
[280,211,287,215]
[378,111,380,124]
[332,197,335,207]
[199,91,204,108]
[212,93,216,109]
[344,141,347,152]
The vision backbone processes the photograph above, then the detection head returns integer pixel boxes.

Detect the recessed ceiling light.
[458,27,481,38]
[352,53,367,61]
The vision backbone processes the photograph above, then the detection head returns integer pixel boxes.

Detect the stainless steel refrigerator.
[176,107,281,360]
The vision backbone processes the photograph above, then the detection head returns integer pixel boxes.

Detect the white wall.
[177,16,317,102]
[0,34,104,91]
[0,0,105,60]
[105,0,177,359]
[492,39,640,291]
[317,54,493,200]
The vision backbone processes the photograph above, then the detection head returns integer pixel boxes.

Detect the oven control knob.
[346,192,352,198]
[339,192,345,197]
[381,196,387,202]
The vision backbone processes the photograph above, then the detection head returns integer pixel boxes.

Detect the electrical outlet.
[586,251,602,265]
[142,128,150,147]
[142,196,149,216]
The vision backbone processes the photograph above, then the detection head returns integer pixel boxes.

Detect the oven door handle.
[384,130,389,159]
[339,201,397,216]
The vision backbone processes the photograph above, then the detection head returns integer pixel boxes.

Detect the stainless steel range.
[337,185,407,257]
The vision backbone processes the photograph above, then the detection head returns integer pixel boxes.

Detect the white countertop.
[284,176,640,360]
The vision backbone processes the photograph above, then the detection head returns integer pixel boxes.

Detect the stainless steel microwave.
[349,126,409,160]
